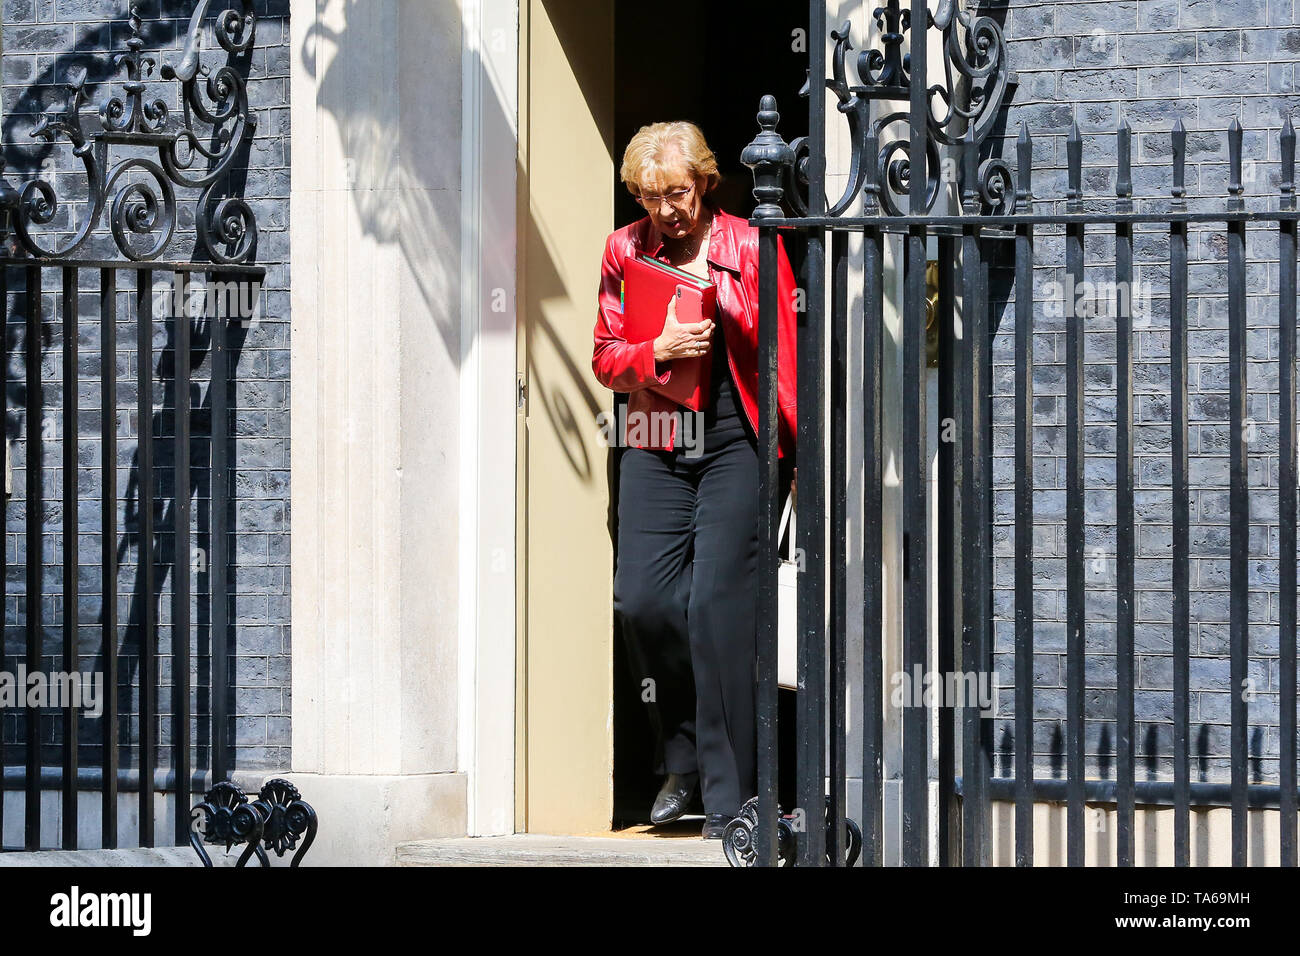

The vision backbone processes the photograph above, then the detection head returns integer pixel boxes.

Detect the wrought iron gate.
[732,0,1300,867]
[0,2,264,851]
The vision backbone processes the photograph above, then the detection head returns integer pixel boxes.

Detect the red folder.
[621,254,717,411]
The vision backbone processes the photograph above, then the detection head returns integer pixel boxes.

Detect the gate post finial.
[1066,123,1082,212]
[864,126,880,214]
[1016,122,1033,209]
[1228,119,1245,209]
[1171,119,1187,207]
[961,122,979,215]
[1280,116,1295,211]
[1116,118,1133,211]
[742,95,794,220]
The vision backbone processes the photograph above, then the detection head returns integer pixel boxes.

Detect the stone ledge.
[0,846,241,867]
[396,833,731,867]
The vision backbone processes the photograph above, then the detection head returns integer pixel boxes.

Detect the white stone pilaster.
[288,0,472,864]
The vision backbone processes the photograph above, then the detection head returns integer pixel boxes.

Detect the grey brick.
[1199,29,1244,62]
[1181,64,1264,96]
[1074,34,1118,67]
[1005,101,1077,136]
[1137,66,1181,98]
[1060,68,1140,100]
[1075,99,1121,131]
[1183,0,1268,28]
[1008,4,1056,39]
[1119,32,1198,66]
[1137,0,1179,30]
[1241,25,1300,58]
[1268,0,1297,26]
[7,25,73,53]
[1057,2,1138,35]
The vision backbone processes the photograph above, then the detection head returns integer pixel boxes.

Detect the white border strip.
[458,0,483,834]
[459,0,520,836]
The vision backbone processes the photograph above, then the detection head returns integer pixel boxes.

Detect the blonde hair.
[620,121,722,200]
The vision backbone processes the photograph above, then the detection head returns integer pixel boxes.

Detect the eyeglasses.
[635,181,696,210]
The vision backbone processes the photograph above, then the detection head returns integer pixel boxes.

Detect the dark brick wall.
[0,0,290,783]
[979,0,1300,783]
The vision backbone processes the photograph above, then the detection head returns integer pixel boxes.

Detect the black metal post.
[1013,124,1035,867]
[937,233,958,867]
[1280,117,1298,868]
[741,93,792,868]
[1115,121,1136,867]
[959,126,992,867]
[210,272,231,785]
[862,204,885,866]
[1064,122,1086,867]
[1170,120,1192,868]
[863,127,883,868]
[900,0,930,868]
[137,268,155,848]
[755,222,780,868]
[100,267,119,850]
[1226,120,1249,868]
[25,264,43,852]
[61,266,79,850]
[796,0,828,868]
[829,228,849,866]
[173,270,192,845]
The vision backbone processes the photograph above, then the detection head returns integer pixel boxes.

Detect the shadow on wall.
[1,0,281,780]
[514,0,610,488]
[299,0,461,373]
[999,719,1270,784]
[299,0,602,481]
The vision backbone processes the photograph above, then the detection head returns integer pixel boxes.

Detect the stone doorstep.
[0,833,732,868]
[396,831,733,867]
[0,840,728,867]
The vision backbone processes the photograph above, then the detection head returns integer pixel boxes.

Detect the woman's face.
[637,153,706,242]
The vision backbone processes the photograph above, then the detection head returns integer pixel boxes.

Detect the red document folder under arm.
[621,254,718,411]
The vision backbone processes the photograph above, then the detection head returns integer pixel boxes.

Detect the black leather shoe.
[701,812,731,840]
[650,772,699,825]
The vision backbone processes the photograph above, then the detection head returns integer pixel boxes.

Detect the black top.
[701,321,747,446]
[673,320,750,456]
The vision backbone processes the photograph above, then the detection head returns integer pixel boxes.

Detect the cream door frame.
[460,0,520,837]
[514,0,616,835]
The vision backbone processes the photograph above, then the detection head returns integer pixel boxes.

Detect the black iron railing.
[0,1,263,852]
[2,261,260,851]
[732,0,1299,868]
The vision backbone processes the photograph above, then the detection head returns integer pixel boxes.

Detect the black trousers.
[614,434,759,817]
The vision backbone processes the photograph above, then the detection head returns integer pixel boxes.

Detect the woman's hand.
[790,467,797,505]
[653,290,714,362]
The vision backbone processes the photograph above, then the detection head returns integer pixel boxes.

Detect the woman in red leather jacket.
[592,120,797,839]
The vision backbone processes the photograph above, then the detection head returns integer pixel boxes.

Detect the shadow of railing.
[0,2,274,844]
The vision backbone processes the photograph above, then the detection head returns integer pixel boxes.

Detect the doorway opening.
[609,0,811,827]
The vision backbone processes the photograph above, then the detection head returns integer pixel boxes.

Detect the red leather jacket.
[592,202,798,457]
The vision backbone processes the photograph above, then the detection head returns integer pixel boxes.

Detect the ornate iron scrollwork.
[189,781,266,868]
[190,778,318,868]
[251,778,319,868]
[746,2,1014,218]
[722,796,795,866]
[0,1,259,263]
[723,796,863,867]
